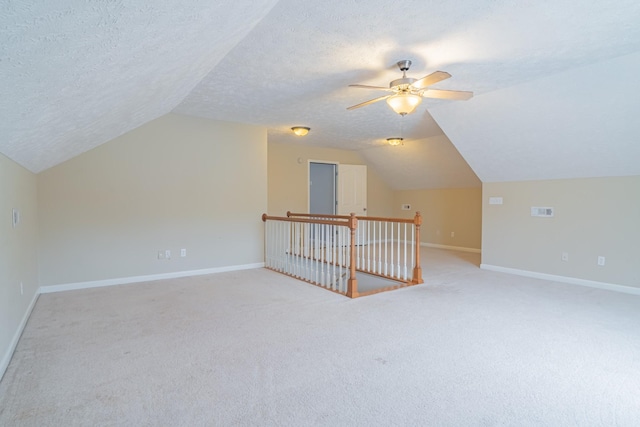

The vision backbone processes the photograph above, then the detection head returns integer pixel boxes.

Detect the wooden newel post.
[346,212,359,298]
[412,211,424,284]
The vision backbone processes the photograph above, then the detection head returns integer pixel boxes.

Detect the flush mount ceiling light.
[291,126,310,136]
[387,137,404,146]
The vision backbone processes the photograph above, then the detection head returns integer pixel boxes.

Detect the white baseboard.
[480,264,640,296]
[421,242,481,254]
[39,262,265,294]
[1,290,39,382]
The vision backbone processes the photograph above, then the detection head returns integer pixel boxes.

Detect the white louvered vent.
[531,207,554,217]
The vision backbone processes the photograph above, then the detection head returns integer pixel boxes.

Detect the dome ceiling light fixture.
[347,59,473,116]
[387,137,404,146]
[291,126,310,136]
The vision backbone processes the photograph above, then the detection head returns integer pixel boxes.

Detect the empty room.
[1,0,640,425]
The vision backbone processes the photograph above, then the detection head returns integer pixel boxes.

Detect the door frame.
[307,160,339,214]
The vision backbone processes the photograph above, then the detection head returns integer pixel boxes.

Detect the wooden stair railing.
[287,211,423,286]
[261,213,360,297]
[262,211,423,298]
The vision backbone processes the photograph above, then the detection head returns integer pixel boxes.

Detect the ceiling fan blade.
[422,88,473,100]
[348,84,392,91]
[411,71,451,90]
[347,95,391,110]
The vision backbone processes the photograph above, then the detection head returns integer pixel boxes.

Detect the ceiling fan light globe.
[386,94,422,115]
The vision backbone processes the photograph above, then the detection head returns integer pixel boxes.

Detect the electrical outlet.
[158,251,164,260]
[450,231,455,238]
[561,252,569,262]
[180,248,187,257]
[598,256,605,266]
[165,250,171,259]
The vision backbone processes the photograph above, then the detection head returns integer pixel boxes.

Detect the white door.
[337,164,367,216]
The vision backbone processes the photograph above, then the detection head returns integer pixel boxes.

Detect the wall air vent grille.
[531,207,554,217]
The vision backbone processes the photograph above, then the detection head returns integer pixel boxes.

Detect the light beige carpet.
[1,248,640,426]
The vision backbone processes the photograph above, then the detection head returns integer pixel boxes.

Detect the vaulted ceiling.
[2,1,639,189]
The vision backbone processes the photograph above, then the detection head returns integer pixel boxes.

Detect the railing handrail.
[262,212,359,297]
[262,213,351,228]
[287,211,352,220]
[262,211,422,298]
[287,211,421,225]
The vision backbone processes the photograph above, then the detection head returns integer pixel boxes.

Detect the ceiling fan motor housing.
[390,77,416,90]
[392,60,416,90]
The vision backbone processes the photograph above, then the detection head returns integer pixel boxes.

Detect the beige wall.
[482,176,640,288]
[267,142,394,217]
[392,188,482,250]
[1,154,39,374]
[38,114,267,286]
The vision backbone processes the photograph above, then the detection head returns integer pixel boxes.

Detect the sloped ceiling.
[0,0,280,172]
[430,52,640,182]
[1,0,639,189]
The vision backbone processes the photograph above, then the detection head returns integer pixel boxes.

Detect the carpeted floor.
[1,248,640,426]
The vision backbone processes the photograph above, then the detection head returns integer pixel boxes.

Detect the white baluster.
[338,225,343,292]
[322,224,327,287]
[389,220,393,277]
[368,221,371,273]
[304,222,308,280]
[377,221,382,274]
[313,222,317,284]
[264,221,269,268]
[396,222,401,279]
[292,222,296,274]
[384,221,388,276]
[279,221,283,272]
[274,221,278,271]
[281,221,286,272]
[298,222,302,277]
[356,222,360,269]
[270,221,274,270]
[292,222,297,277]
[403,223,408,280]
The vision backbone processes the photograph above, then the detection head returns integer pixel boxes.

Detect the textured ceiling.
[2,0,640,189]
[0,0,279,172]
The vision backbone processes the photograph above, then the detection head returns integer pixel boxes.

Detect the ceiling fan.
[347,60,473,115]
